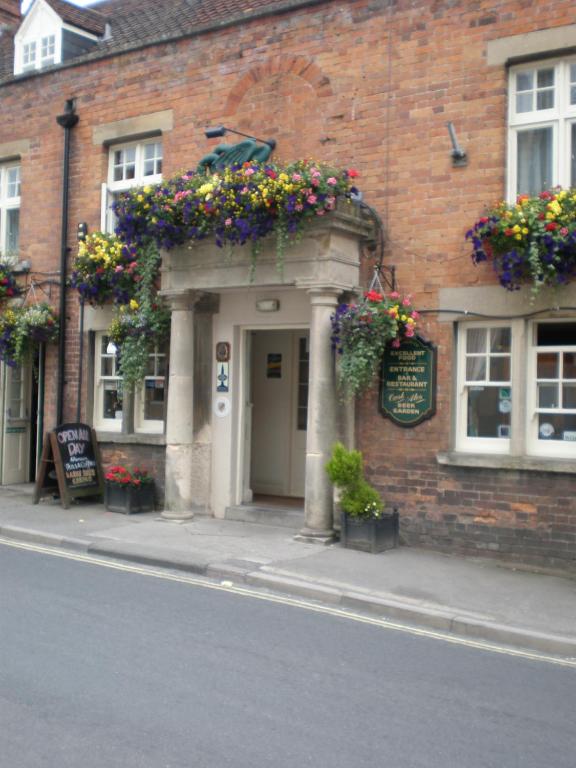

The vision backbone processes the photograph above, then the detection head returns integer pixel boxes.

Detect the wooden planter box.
[104,481,155,514]
[340,510,399,553]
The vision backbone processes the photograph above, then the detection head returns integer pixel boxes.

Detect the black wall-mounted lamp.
[77,222,88,241]
[447,122,468,167]
[204,125,276,150]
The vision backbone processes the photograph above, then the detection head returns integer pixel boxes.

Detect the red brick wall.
[1,0,575,567]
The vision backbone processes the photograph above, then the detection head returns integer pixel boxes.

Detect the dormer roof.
[43,0,107,37]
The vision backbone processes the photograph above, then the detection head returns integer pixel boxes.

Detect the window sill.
[95,431,166,446]
[437,451,576,474]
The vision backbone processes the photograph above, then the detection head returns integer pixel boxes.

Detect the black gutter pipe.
[56,99,79,426]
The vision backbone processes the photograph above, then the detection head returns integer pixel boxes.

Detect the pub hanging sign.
[380,335,437,427]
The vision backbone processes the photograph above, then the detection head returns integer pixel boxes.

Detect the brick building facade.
[0,0,575,570]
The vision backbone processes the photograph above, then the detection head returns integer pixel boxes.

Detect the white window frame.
[456,318,576,460]
[508,56,576,200]
[40,34,56,67]
[94,333,123,432]
[101,139,163,233]
[456,322,514,454]
[0,163,21,263]
[134,343,168,434]
[526,319,576,458]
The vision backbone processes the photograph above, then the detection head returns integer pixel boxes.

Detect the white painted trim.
[61,21,100,42]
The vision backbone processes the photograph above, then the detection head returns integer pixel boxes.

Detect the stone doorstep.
[224,504,305,530]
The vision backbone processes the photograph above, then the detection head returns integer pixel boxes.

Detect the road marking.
[1,535,575,669]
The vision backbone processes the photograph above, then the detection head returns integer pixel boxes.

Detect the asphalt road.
[1,542,575,768]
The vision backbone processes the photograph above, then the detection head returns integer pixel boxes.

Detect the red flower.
[364,290,383,302]
[537,213,546,220]
[545,222,558,231]
[478,217,489,224]
[504,228,514,236]
[347,169,359,178]
[265,169,277,179]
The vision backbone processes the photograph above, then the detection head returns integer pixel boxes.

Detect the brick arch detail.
[223,55,333,116]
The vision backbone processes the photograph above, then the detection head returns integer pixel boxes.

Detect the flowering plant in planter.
[0,264,21,303]
[331,290,419,398]
[71,233,139,305]
[104,465,155,514]
[113,159,359,272]
[325,442,384,519]
[104,465,153,486]
[466,188,576,291]
[0,303,59,366]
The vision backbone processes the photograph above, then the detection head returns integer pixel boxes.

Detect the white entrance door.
[250,330,309,498]
[1,363,32,484]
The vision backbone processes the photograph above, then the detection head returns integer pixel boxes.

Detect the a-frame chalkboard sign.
[33,423,104,509]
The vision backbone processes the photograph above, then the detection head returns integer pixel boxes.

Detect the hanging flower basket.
[70,232,139,306]
[0,303,59,367]
[466,188,576,291]
[331,290,419,398]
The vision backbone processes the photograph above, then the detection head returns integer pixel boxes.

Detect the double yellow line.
[2,536,575,669]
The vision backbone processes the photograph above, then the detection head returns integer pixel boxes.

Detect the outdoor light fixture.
[447,121,468,167]
[106,340,118,355]
[204,125,276,149]
[77,222,88,241]
[256,299,280,312]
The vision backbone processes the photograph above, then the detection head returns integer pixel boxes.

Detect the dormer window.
[14,0,104,76]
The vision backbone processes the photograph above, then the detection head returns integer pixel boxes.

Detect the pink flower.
[311,177,320,187]
[225,218,232,227]
[244,168,255,176]
[295,203,304,212]
[327,177,337,185]
[311,169,321,178]
[316,209,325,216]
[560,227,569,236]
[114,265,124,273]
[391,339,401,348]
[411,311,419,320]
[326,196,336,210]
[405,326,415,337]
[402,296,412,306]
[292,173,302,182]
[307,195,318,204]
[241,186,249,194]
[389,291,400,300]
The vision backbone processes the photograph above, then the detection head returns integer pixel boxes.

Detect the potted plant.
[0,303,59,367]
[104,465,155,514]
[326,442,398,553]
[331,290,419,398]
[466,187,576,292]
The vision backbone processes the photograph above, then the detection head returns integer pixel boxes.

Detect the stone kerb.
[160,204,374,293]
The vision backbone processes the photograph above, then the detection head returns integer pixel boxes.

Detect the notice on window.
[380,336,437,427]
[267,353,282,379]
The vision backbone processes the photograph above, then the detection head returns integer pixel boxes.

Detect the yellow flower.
[515,233,522,240]
[512,224,521,233]
[129,299,139,310]
[522,227,529,234]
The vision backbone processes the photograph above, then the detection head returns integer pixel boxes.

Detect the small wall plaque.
[216,341,231,362]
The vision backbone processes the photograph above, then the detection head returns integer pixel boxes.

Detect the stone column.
[298,287,341,543]
[161,289,216,520]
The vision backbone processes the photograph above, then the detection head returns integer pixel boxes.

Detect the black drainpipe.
[56,99,79,426]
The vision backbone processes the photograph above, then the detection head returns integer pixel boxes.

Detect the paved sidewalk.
[0,484,575,658]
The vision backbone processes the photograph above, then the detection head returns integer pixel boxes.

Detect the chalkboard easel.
[34,424,104,509]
